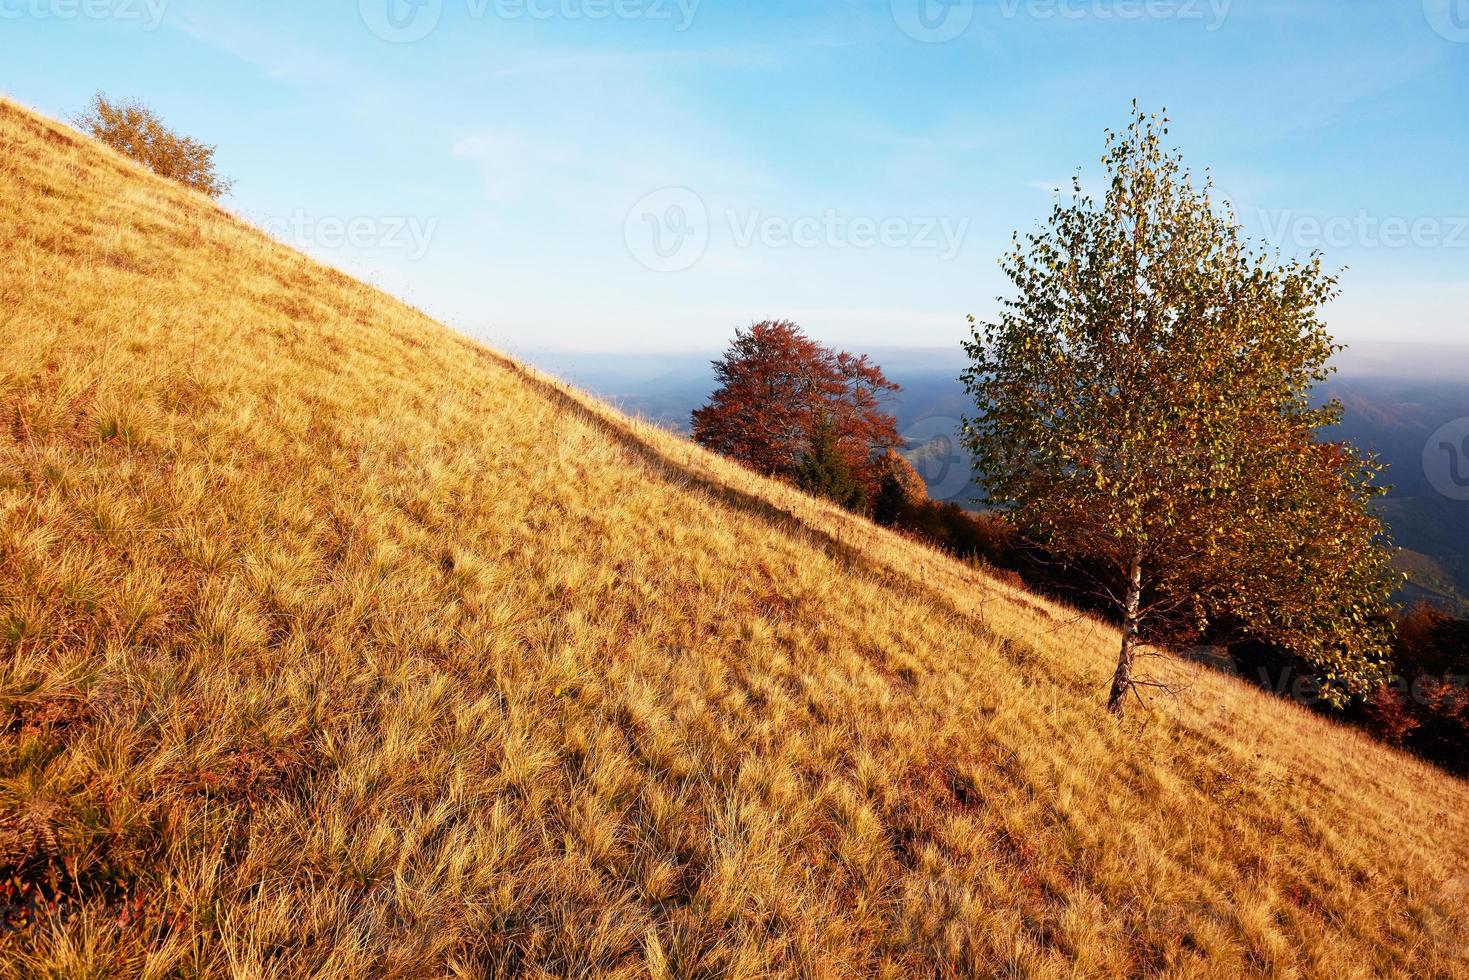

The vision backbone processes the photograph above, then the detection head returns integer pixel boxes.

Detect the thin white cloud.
[167,10,355,88]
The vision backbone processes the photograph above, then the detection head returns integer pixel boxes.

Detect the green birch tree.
[961,106,1400,715]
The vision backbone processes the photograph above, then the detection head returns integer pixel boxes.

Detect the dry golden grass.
[1,97,1467,978]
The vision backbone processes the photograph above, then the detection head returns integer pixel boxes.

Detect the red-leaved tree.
[692,321,900,501]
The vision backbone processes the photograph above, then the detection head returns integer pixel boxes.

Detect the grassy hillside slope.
[2,99,1467,978]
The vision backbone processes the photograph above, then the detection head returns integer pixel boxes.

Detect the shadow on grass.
[476,345,1020,644]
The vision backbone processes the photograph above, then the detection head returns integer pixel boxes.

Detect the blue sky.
[3,0,1467,355]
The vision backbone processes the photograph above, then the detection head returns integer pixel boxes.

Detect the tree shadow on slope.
[474,345,1034,652]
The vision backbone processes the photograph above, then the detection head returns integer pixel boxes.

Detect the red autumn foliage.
[692,320,900,495]
[1362,683,1421,747]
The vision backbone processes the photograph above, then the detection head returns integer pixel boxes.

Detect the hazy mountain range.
[522,341,1469,614]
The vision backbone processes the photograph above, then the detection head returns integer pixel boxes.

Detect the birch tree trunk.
[1108,551,1145,715]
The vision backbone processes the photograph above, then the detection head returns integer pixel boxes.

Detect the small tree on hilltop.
[693,320,900,498]
[72,93,233,199]
[961,105,1400,715]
